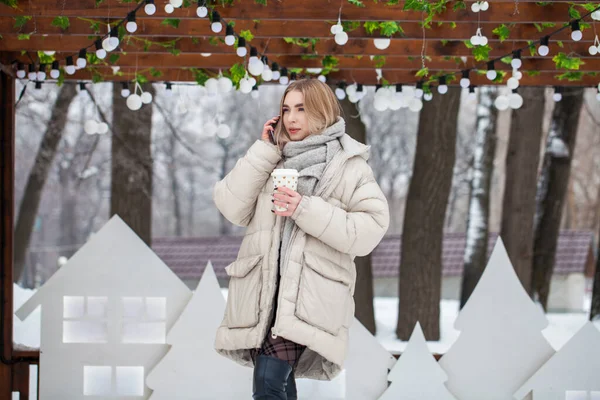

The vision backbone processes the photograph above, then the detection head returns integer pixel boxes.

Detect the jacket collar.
[339,133,370,161]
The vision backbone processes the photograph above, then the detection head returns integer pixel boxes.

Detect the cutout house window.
[63,296,108,343]
[121,297,166,343]
[83,366,145,396]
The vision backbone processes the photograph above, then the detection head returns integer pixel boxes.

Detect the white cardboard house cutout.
[15,215,192,399]
[438,238,555,400]
[146,262,253,399]
[379,322,457,400]
[297,318,396,400]
[514,322,600,400]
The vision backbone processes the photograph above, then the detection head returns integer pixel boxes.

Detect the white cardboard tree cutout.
[146,262,253,399]
[379,322,457,400]
[514,322,600,400]
[14,215,192,399]
[297,318,396,400]
[438,238,555,400]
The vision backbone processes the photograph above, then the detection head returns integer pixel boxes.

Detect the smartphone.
[268,121,278,145]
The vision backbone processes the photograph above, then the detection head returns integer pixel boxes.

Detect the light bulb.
[589,45,599,56]
[330,24,342,34]
[225,35,235,46]
[109,36,119,50]
[127,94,142,110]
[170,0,183,7]
[513,70,523,80]
[471,2,480,12]
[97,122,109,134]
[251,88,259,99]
[538,45,549,56]
[261,68,273,81]
[272,70,280,80]
[415,88,424,98]
[126,21,137,33]
[509,93,523,109]
[424,92,433,101]
[374,38,391,50]
[211,21,223,33]
[28,65,36,80]
[144,1,156,15]
[65,65,75,75]
[84,120,98,135]
[480,1,489,11]
[409,98,423,112]
[335,87,346,100]
[217,124,231,139]
[16,70,26,79]
[318,75,327,83]
[486,70,497,80]
[248,59,264,76]
[197,6,208,17]
[494,95,509,110]
[43,51,56,56]
[438,85,448,94]
[553,92,562,102]
[121,88,130,97]
[50,69,60,79]
[205,78,218,94]
[571,30,582,41]
[279,76,289,85]
[141,91,153,104]
[237,46,247,57]
[165,4,174,13]
[507,77,519,89]
[218,76,233,93]
[37,70,46,81]
[479,36,488,46]
[470,35,481,46]
[460,78,470,88]
[335,31,348,45]
[511,58,522,69]
[77,57,87,69]
[96,48,107,59]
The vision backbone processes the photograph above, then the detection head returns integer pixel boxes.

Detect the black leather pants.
[252,354,298,400]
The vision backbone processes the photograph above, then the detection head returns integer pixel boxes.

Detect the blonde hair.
[274,78,343,149]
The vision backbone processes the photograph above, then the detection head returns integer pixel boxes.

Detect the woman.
[213,78,389,399]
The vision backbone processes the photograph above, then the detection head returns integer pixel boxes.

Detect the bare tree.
[13,83,77,282]
[532,87,585,310]
[339,92,376,335]
[460,87,499,308]
[397,87,461,340]
[500,87,546,295]
[110,83,155,245]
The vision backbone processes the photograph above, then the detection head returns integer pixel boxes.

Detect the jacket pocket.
[225,255,264,329]
[294,253,351,336]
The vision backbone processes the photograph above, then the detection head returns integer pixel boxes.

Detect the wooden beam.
[0,17,590,42]
[1,35,594,58]
[44,66,600,86]
[0,52,16,400]
[10,52,600,73]
[0,0,595,23]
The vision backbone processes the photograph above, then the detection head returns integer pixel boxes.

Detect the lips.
[289,128,300,134]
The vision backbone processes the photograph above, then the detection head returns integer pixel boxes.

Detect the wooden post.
[1,54,16,399]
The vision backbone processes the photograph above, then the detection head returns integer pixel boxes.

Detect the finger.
[273,193,291,202]
[273,201,289,208]
[276,186,296,195]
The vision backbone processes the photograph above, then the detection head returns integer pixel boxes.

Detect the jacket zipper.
[271,225,299,339]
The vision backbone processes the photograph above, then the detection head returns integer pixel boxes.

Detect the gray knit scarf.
[279,117,346,272]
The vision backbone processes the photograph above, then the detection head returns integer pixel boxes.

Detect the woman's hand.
[272,186,302,217]
[261,115,280,144]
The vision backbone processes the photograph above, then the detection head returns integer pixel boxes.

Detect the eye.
[282,109,288,113]
[298,108,304,111]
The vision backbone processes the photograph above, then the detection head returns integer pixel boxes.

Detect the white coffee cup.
[271,169,299,212]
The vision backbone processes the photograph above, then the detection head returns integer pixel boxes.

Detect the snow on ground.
[12,284,600,355]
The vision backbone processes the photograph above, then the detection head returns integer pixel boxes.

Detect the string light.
[77,49,87,69]
[35,81,42,90]
[486,61,497,81]
[121,82,130,97]
[16,63,26,79]
[570,21,582,41]
[552,86,563,102]
[460,70,470,88]
[211,11,223,33]
[279,67,289,85]
[196,0,208,18]
[126,12,137,33]
[28,64,36,80]
[225,24,235,46]
[37,64,46,81]
[538,36,550,56]
[65,56,76,75]
[468,85,477,99]
[335,82,347,100]
[271,62,281,80]
[144,0,156,16]
[511,50,522,69]
[95,39,107,59]
[236,37,247,57]
[437,76,448,94]
[50,61,60,79]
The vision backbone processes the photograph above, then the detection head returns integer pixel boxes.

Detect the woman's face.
[282,90,310,141]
